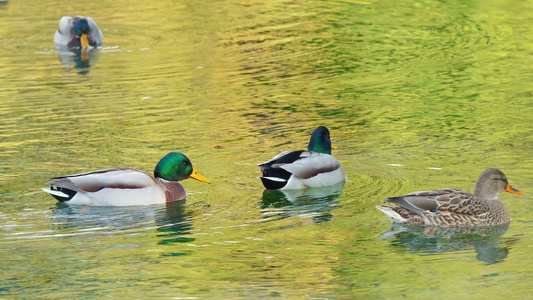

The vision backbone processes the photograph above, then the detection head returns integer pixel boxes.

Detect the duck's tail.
[375,205,408,223]
[259,167,292,190]
[259,176,287,190]
[41,186,77,202]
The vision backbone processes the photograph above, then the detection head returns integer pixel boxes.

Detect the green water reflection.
[260,181,345,224]
[379,223,511,265]
[1,0,532,298]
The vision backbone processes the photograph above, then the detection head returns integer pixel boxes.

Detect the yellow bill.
[505,184,523,195]
[80,33,89,49]
[189,168,210,183]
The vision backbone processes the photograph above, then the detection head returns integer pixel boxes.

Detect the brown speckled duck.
[376,168,523,227]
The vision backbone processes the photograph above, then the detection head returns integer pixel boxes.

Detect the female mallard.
[258,126,346,190]
[42,152,210,206]
[54,15,103,48]
[376,168,523,227]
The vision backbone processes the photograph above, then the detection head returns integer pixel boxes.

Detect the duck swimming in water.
[54,15,103,48]
[258,126,346,190]
[376,168,523,227]
[42,152,210,206]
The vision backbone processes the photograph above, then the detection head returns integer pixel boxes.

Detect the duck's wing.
[258,150,305,172]
[44,168,158,193]
[54,16,74,45]
[384,188,474,216]
[259,151,342,179]
[280,152,342,179]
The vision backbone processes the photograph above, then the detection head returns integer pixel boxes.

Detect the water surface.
[1,0,532,298]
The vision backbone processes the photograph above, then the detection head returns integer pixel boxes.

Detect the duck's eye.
[182,162,188,166]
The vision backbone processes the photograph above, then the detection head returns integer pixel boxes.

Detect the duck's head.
[474,168,523,199]
[73,18,91,48]
[308,126,333,154]
[154,152,210,183]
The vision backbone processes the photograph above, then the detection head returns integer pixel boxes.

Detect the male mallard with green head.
[54,15,103,48]
[42,152,209,206]
[376,168,523,227]
[258,126,346,190]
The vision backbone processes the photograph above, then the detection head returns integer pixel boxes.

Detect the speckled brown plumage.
[376,169,523,227]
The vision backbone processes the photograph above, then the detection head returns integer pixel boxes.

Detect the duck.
[41,152,210,206]
[258,126,346,190]
[376,168,523,227]
[54,15,103,48]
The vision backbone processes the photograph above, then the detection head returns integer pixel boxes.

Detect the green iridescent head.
[307,126,333,155]
[154,152,210,183]
[73,18,90,36]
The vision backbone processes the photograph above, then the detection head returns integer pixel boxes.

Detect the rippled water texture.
[1,0,532,298]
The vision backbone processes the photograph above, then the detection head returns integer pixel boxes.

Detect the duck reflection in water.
[379,223,513,265]
[51,202,194,251]
[260,181,345,224]
[55,46,100,74]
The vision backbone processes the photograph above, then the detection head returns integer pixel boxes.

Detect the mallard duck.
[376,168,523,227]
[41,152,210,206]
[258,126,346,190]
[54,15,103,48]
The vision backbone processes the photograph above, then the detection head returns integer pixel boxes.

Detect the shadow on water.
[155,203,194,244]
[55,45,100,75]
[259,181,345,224]
[51,202,192,246]
[379,223,513,265]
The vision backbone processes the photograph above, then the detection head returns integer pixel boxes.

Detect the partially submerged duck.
[54,15,103,48]
[258,126,346,190]
[376,168,523,227]
[42,152,209,206]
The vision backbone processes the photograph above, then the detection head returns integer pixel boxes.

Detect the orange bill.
[80,33,89,48]
[189,168,210,183]
[505,184,523,195]
[331,145,337,150]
